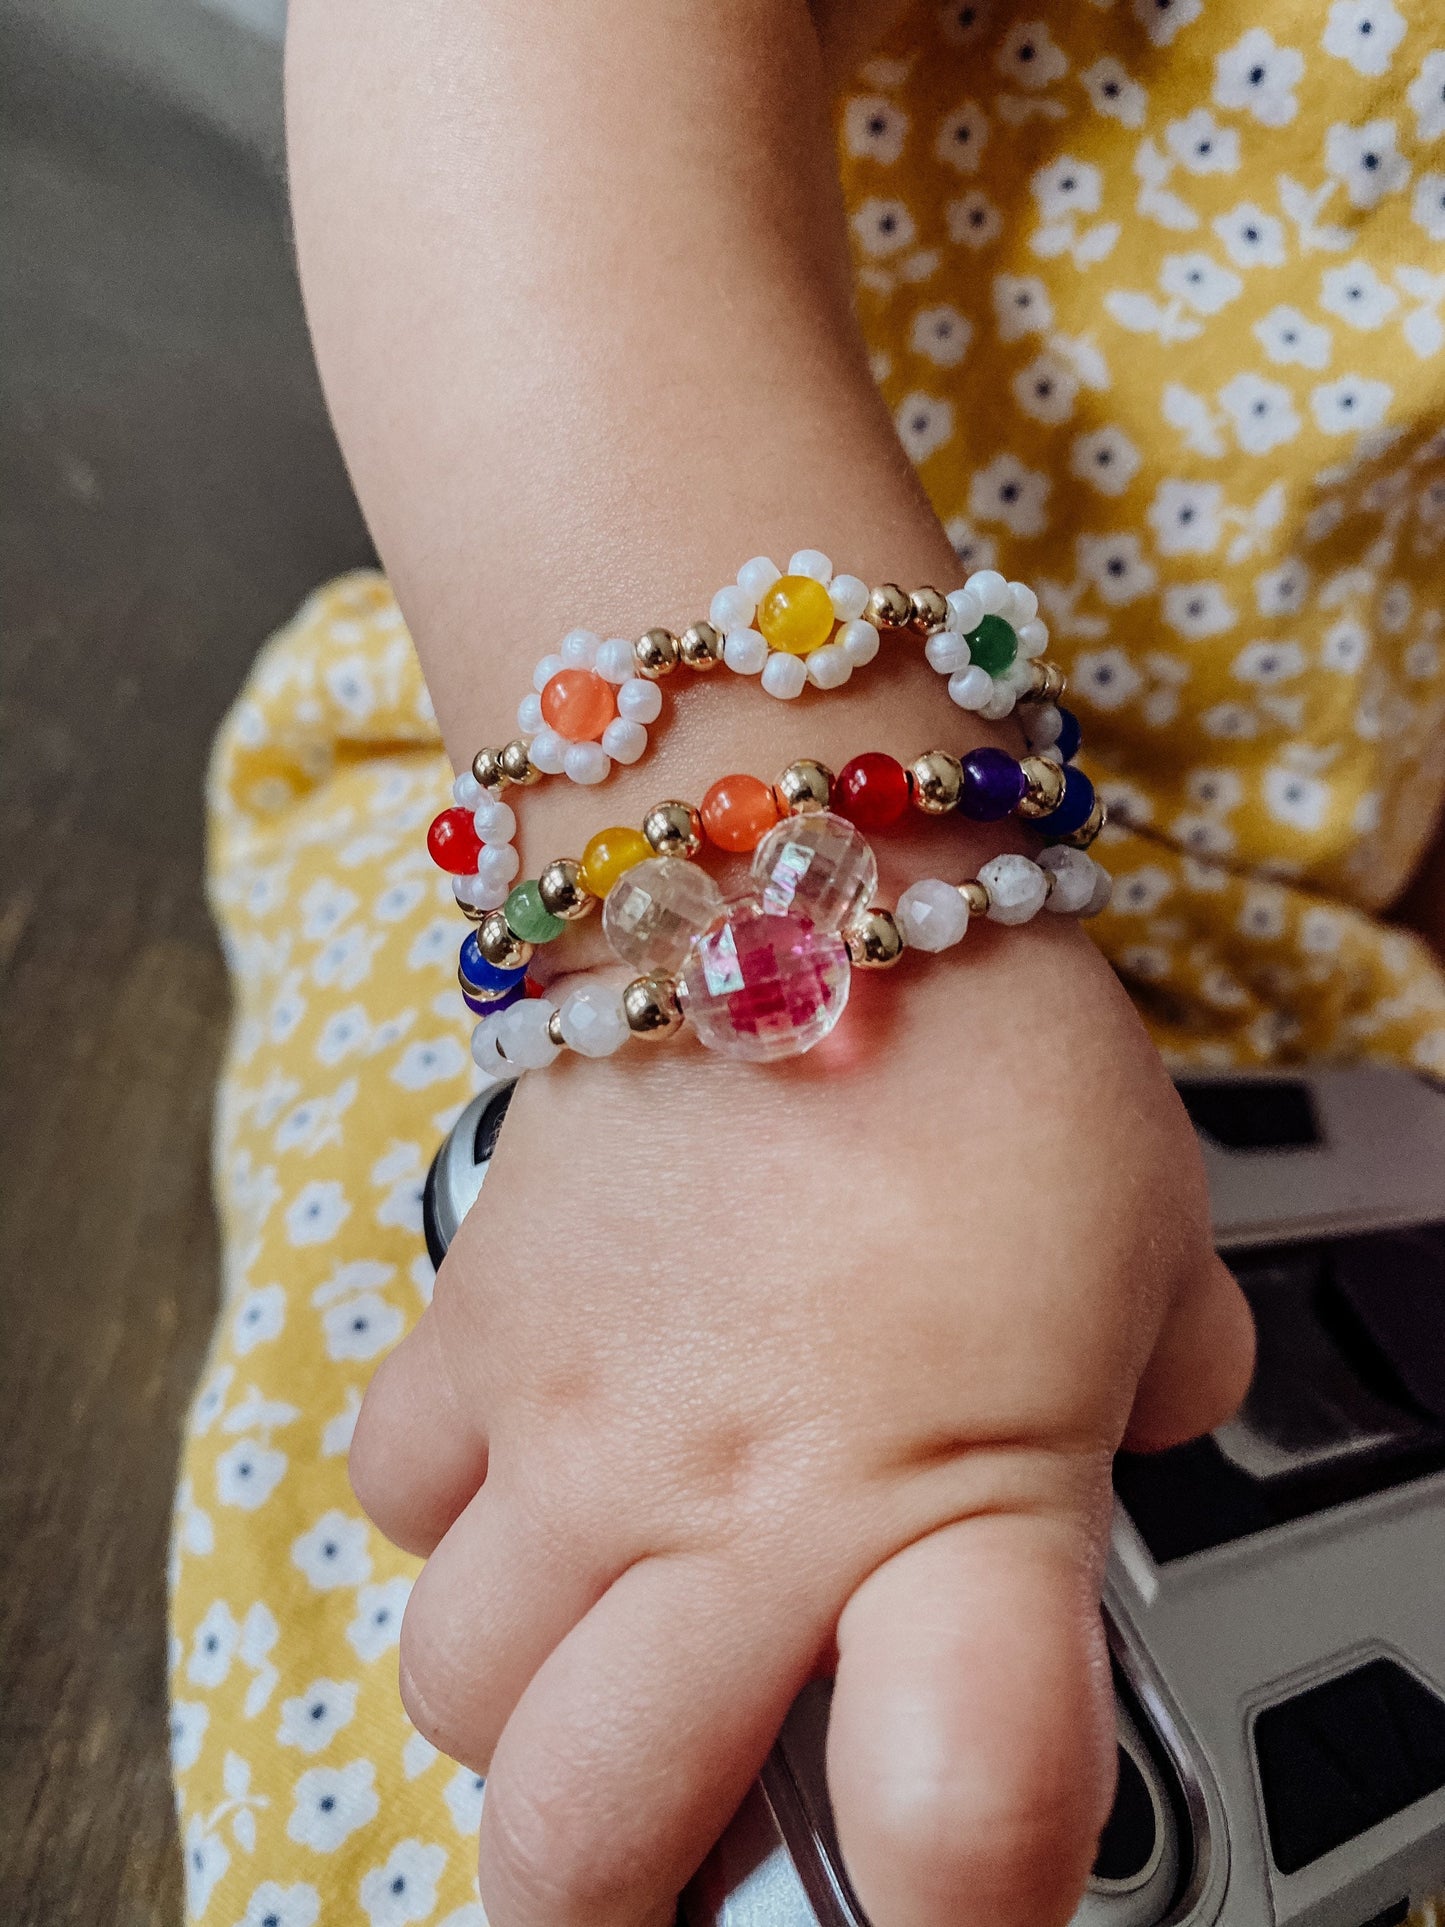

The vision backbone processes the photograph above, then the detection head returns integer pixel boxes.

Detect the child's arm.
[287,5,1254,1924]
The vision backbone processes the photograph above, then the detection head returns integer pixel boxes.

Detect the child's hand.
[350,917,1252,1927]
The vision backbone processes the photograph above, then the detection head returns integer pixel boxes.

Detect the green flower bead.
[965,614,1018,677]
[504,880,566,944]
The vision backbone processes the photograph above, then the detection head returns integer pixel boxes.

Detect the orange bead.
[756,574,835,655]
[701,773,780,853]
[539,668,617,742]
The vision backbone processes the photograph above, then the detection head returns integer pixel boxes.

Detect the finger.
[1124,1254,1255,1452]
[476,1551,822,1927]
[349,1299,488,1557]
[828,1510,1116,1927]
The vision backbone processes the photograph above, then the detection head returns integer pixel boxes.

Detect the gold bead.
[960,880,989,917]
[471,746,505,791]
[546,1008,566,1048]
[909,586,949,635]
[499,738,540,786]
[537,858,595,921]
[635,627,680,680]
[1061,797,1107,849]
[866,582,911,630]
[1041,869,1057,900]
[642,799,703,859]
[679,620,725,671]
[622,973,685,1039]
[1024,659,1067,704]
[844,907,905,968]
[773,759,834,815]
[1016,755,1067,819]
[476,909,534,971]
[457,900,488,924]
[909,750,963,815]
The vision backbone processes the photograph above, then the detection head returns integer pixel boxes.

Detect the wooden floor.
[0,21,371,1921]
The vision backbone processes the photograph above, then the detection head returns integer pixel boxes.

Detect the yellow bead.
[580,825,651,897]
[756,575,835,656]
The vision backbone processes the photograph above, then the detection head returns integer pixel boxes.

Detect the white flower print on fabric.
[944,515,999,573]
[1213,28,1304,126]
[443,1767,487,1836]
[372,879,427,926]
[313,925,385,991]
[1031,156,1102,221]
[1320,261,1399,330]
[1186,768,1245,812]
[1112,866,1176,915]
[215,1439,287,1511]
[851,196,916,257]
[910,305,973,366]
[1324,119,1410,211]
[1131,0,1201,50]
[1322,616,1371,672]
[436,1908,487,1927]
[1321,0,1406,79]
[935,101,989,173]
[967,453,1051,536]
[172,1700,210,1773]
[1213,204,1287,270]
[1160,253,1243,316]
[402,1729,438,1781]
[1311,375,1393,434]
[348,1576,412,1662]
[287,1761,380,1853]
[299,880,359,945]
[1148,480,1224,555]
[995,20,1067,88]
[992,274,1054,341]
[1218,374,1302,455]
[1234,640,1307,685]
[1264,765,1333,831]
[1012,352,1079,424]
[284,1180,350,1248]
[1255,306,1332,370]
[1165,109,1240,175]
[291,1512,373,1592]
[185,1814,230,1918]
[403,919,455,975]
[1078,533,1158,605]
[236,1882,321,1927]
[314,1004,370,1067]
[1255,559,1312,616]
[1070,426,1142,497]
[844,95,909,165]
[189,1602,241,1690]
[895,392,954,463]
[390,1037,467,1092]
[1164,583,1237,639]
[1081,58,1146,129]
[321,1291,405,1363]
[1408,51,1445,142]
[1411,175,1445,243]
[1071,648,1144,711]
[278,1680,360,1756]
[232,1284,286,1356]
[359,1840,448,1927]
[947,190,1003,248]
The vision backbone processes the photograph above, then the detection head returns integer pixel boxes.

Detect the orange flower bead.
[701,773,780,853]
[540,668,617,743]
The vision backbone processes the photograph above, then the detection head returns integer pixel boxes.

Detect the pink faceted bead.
[681,900,850,1062]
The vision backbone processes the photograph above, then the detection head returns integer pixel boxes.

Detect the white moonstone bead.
[564,741,611,784]
[737,555,781,599]
[528,728,568,775]
[499,999,561,1070]
[452,771,483,808]
[561,628,600,667]
[1017,619,1049,658]
[1024,702,1063,750]
[761,652,808,699]
[896,878,970,952]
[601,717,647,764]
[806,644,851,689]
[945,585,984,633]
[454,874,508,911]
[838,618,880,665]
[979,854,1049,925]
[603,857,723,971]
[710,584,755,633]
[472,797,517,843]
[829,575,870,621]
[981,684,1017,721]
[1039,845,1096,914]
[1006,582,1039,625]
[948,665,993,711]
[476,842,521,886]
[517,691,544,734]
[533,653,565,692]
[925,631,972,674]
[1084,865,1114,917]
[596,638,637,683]
[616,678,663,723]
[471,1012,510,1072]
[558,982,629,1057]
[723,627,769,675]
[788,549,832,582]
[965,569,1011,615]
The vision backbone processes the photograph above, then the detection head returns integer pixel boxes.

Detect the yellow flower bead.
[756,575,835,656]
[580,825,652,897]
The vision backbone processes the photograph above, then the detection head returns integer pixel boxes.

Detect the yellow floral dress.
[172,3,1445,1919]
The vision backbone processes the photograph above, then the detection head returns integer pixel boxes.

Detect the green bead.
[966,613,1018,677]
[504,880,566,944]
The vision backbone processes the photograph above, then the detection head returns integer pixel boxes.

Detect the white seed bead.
[788,548,832,583]
[499,999,561,1070]
[945,585,984,634]
[471,1012,511,1072]
[561,628,601,667]
[452,771,483,808]
[981,683,1017,721]
[723,627,769,675]
[558,982,629,1058]
[1039,744,1065,765]
[979,853,1049,925]
[596,638,637,683]
[517,691,544,734]
[1039,845,1096,915]
[737,555,781,599]
[1006,582,1039,626]
[476,842,521,886]
[710,584,755,633]
[948,665,994,711]
[528,728,568,775]
[1004,658,1036,696]
[532,653,565,692]
[564,741,611,785]
[1024,702,1063,750]
[761,652,808,700]
[616,678,663,723]
[806,643,852,689]
[601,717,648,764]
[829,574,870,621]
[454,873,507,911]
[925,631,972,675]
[472,797,517,843]
[896,878,970,952]
[965,568,1011,615]
[1084,865,1114,917]
[1017,619,1050,659]
[838,618,880,666]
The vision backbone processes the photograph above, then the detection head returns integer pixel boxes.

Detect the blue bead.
[459,931,529,993]
[1055,706,1082,763]
[1040,765,1095,838]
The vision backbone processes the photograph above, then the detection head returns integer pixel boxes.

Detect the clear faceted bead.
[750,809,878,931]
[602,857,723,971]
[681,900,850,1061]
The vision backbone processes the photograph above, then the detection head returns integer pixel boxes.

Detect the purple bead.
[958,747,1026,821]
[1040,766,1096,838]
[461,979,527,1018]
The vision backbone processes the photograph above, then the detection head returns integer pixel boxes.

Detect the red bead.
[835,753,911,831]
[427,807,483,875]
